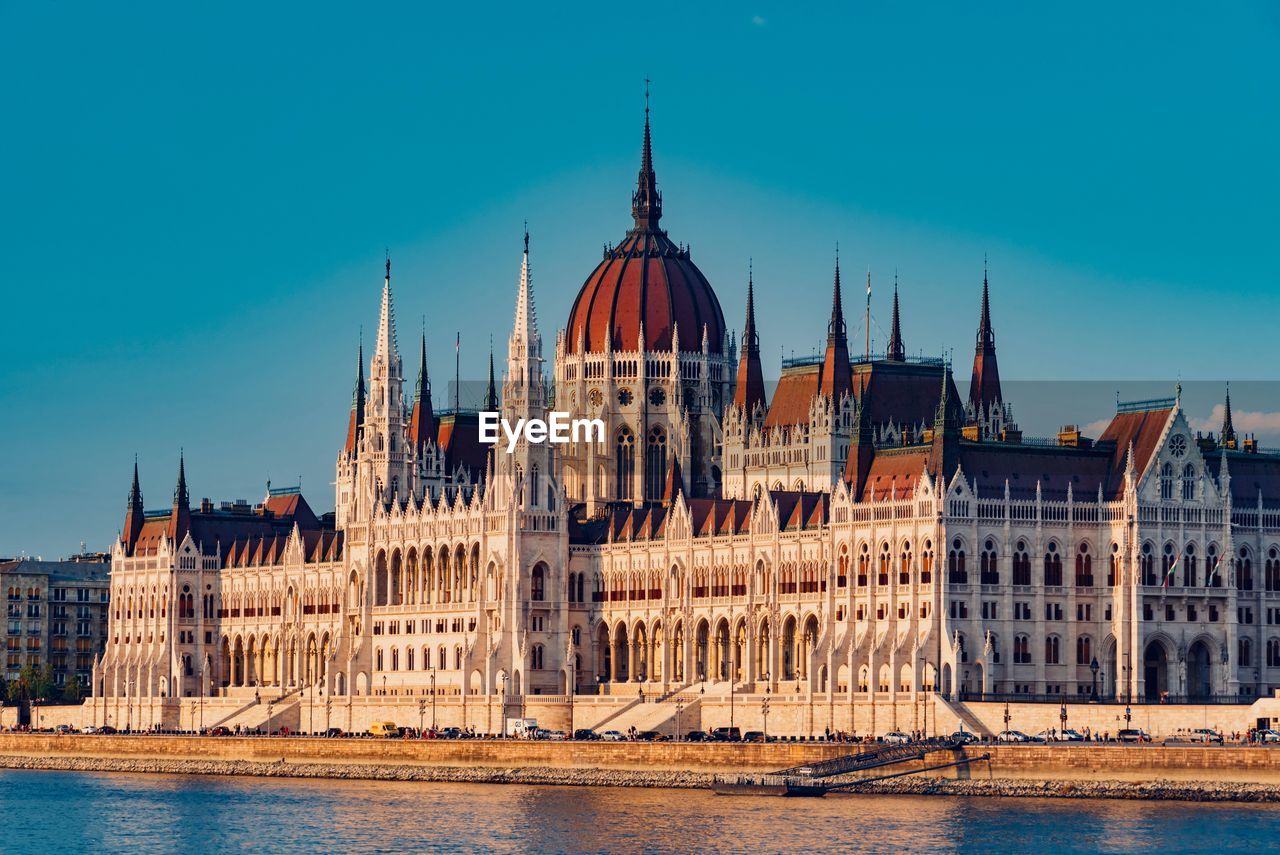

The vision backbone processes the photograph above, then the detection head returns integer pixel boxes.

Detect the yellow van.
[369,721,399,738]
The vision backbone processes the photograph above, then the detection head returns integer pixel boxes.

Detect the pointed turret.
[344,339,366,453]
[662,454,684,505]
[886,278,905,362]
[168,451,191,543]
[373,257,401,375]
[631,81,662,232]
[408,332,435,453]
[123,457,144,554]
[819,254,852,401]
[733,262,767,415]
[484,344,499,412]
[1221,385,1237,449]
[969,261,1003,414]
[929,367,963,482]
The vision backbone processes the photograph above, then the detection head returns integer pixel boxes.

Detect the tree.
[62,674,84,704]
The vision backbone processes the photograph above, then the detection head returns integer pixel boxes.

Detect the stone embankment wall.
[5,735,1280,785]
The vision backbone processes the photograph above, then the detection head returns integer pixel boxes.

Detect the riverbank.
[3,753,1280,802]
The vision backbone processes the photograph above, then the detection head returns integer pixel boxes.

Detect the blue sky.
[1,2,1277,557]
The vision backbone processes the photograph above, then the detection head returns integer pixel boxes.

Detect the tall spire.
[820,252,852,401]
[373,255,400,372]
[123,457,144,554]
[1221,384,1237,448]
[511,224,540,351]
[969,257,1003,413]
[344,338,366,453]
[886,276,905,362]
[733,260,767,415]
[631,78,662,231]
[408,329,436,453]
[827,252,847,343]
[484,342,499,411]
[169,450,191,542]
[977,256,994,349]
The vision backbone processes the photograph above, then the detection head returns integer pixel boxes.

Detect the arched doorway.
[1187,640,1212,699]
[1143,640,1168,701]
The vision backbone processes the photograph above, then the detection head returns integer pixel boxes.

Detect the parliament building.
[90,106,1280,736]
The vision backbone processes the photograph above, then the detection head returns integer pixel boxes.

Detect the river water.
[2,769,1278,853]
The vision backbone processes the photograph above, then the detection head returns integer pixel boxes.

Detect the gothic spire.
[345,338,366,454]
[511,225,540,352]
[631,79,662,231]
[123,457,144,554]
[733,261,767,415]
[484,343,499,412]
[827,253,847,343]
[408,330,436,453]
[886,276,905,362]
[169,450,191,543]
[1221,384,1237,448]
[373,256,400,373]
[129,456,142,509]
[820,252,852,401]
[968,258,1003,413]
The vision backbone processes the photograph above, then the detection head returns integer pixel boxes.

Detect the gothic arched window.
[644,426,667,500]
[1160,462,1173,500]
[1182,463,1195,501]
[616,428,635,500]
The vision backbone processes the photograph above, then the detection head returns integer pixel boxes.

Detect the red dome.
[564,112,726,355]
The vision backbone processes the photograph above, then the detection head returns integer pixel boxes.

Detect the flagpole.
[455,331,461,412]
[865,271,871,360]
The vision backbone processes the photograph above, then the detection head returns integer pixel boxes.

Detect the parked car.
[98,725,119,735]
[950,731,980,745]
[323,728,346,738]
[53,724,73,734]
[79,725,99,735]
[1189,728,1225,744]
[438,727,463,740]
[1035,729,1084,742]
[1117,728,1153,743]
[1258,729,1280,743]
[882,731,912,745]
[600,730,625,741]
[742,730,767,743]
[573,728,599,741]
[684,730,709,742]
[709,727,742,742]
[997,730,1034,743]
[368,721,399,738]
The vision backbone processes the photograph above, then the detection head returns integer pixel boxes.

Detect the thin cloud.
[751,15,766,26]
[1190,404,1280,440]
[1082,418,1113,438]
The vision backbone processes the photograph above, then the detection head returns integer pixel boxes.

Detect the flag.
[1208,555,1223,585]
[1162,554,1181,588]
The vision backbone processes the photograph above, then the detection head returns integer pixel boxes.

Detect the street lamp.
[500,673,509,736]
[762,686,770,742]
[325,696,332,733]
[418,698,426,735]
[430,670,437,730]
[1059,697,1068,738]
[1003,701,1011,734]
[1090,657,1100,701]
[675,699,684,740]
[1124,704,1132,729]
[267,700,275,735]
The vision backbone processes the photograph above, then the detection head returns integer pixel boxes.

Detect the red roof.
[764,365,821,429]
[566,230,725,354]
[437,412,490,481]
[1097,407,1172,497]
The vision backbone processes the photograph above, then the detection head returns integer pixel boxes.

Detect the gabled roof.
[1097,406,1173,497]
[437,412,489,481]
